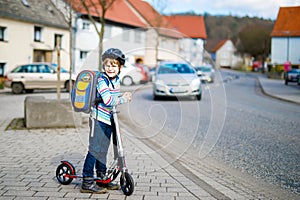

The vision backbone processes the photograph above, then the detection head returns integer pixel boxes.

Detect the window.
[34,26,42,42]
[122,28,130,41]
[161,39,166,48]
[80,51,88,59]
[0,26,7,41]
[82,21,90,30]
[0,63,5,77]
[134,31,141,43]
[38,64,51,73]
[54,34,63,48]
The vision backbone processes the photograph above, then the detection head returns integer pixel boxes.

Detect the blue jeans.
[82,117,112,178]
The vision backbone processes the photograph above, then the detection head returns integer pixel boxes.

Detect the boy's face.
[103,58,120,78]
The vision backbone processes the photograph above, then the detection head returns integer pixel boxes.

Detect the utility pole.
[56,36,61,100]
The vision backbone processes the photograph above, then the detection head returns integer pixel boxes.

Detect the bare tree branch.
[79,0,117,70]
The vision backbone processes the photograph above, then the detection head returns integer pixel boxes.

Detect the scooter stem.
[111,106,124,158]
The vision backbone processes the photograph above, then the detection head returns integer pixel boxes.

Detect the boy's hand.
[123,92,132,102]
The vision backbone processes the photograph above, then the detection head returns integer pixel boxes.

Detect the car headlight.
[191,78,200,87]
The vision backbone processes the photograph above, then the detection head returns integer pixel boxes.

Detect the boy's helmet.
[102,48,125,66]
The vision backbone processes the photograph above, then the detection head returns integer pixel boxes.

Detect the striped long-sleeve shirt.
[91,75,127,125]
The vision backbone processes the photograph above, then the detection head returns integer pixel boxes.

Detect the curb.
[256,77,300,105]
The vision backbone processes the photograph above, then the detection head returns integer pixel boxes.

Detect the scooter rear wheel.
[56,163,74,185]
[120,172,134,196]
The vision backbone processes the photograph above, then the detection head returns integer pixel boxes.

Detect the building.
[165,15,207,66]
[0,0,70,75]
[54,0,207,70]
[212,39,241,69]
[271,6,300,67]
[53,0,148,72]
[1,0,208,75]
[127,0,183,67]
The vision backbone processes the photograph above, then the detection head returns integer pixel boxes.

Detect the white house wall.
[179,38,204,66]
[271,37,300,65]
[144,28,182,67]
[0,18,70,73]
[74,18,147,72]
[104,27,146,64]
[216,40,236,68]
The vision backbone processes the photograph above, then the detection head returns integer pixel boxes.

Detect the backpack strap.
[94,72,114,106]
[102,72,115,89]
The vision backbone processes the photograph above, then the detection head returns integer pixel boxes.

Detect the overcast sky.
[145,0,300,20]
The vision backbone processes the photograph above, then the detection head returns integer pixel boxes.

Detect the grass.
[5,118,26,131]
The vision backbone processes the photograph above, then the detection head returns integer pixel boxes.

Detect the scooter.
[55,106,134,196]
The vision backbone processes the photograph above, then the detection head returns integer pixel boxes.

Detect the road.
[118,70,300,195]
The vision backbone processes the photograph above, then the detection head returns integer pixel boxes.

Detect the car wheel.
[122,76,133,86]
[65,80,74,92]
[12,83,24,94]
[196,94,202,101]
[285,79,288,85]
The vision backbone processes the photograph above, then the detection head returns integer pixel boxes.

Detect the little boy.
[81,48,132,194]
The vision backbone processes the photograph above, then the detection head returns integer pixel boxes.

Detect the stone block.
[24,96,82,128]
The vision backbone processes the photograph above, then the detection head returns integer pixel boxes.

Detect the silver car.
[194,65,215,83]
[153,62,202,100]
[119,61,142,86]
[4,63,76,94]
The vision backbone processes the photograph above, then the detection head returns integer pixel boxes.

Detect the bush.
[0,77,4,89]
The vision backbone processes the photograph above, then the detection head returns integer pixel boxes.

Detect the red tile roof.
[271,6,300,37]
[69,0,146,28]
[212,39,228,52]
[165,15,207,39]
[127,0,182,38]
[127,0,167,27]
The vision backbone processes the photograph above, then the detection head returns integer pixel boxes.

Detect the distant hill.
[203,14,275,52]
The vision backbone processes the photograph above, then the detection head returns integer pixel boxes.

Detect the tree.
[237,24,272,60]
[146,0,168,65]
[66,0,74,95]
[80,0,117,71]
[51,0,75,96]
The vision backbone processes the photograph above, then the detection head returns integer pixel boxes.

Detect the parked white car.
[119,62,142,86]
[4,63,76,94]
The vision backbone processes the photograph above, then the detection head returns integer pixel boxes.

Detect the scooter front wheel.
[120,172,134,196]
[56,163,74,185]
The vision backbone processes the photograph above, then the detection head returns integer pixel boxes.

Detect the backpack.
[71,70,109,114]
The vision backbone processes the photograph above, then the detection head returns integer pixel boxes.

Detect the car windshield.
[195,66,212,72]
[51,64,68,73]
[158,63,194,74]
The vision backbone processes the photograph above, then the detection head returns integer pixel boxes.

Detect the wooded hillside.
[203,14,274,53]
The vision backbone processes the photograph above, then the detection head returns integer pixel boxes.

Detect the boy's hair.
[103,58,121,67]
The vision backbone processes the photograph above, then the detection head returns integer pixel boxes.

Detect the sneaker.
[99,182,121,190]
[80,177,107,194]
[96,172,120,190]
[96,171,108,180]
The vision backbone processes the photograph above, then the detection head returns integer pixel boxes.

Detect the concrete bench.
[24,96,82,128]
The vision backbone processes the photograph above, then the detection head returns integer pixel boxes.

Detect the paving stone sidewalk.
[0,126,217,200]
[1,123,299,200]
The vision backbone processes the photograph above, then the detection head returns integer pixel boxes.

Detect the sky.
[145,0,300,20]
